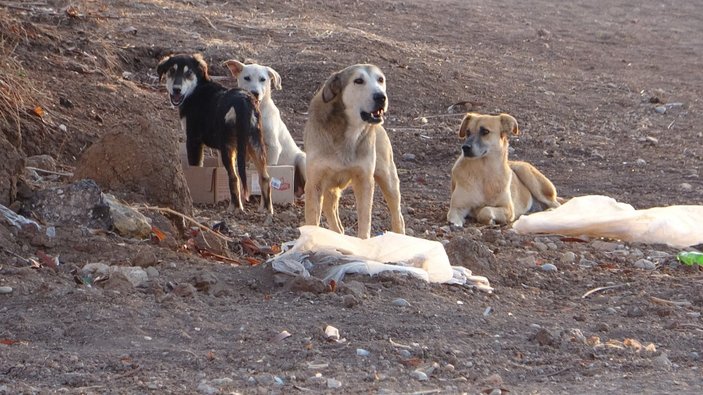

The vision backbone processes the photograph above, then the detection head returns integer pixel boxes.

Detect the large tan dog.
[304,64,405,239]
[447,113,559,226]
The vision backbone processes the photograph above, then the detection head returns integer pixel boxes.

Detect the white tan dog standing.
[224,60,306,194]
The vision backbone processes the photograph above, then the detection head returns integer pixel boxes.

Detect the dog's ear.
[321,72,342,103]
[500,113,519,136]
[223,59,245,77]
[458,113,475,138]
[193,53,209,79]
[268,67,282,90]
[156,55,173,82]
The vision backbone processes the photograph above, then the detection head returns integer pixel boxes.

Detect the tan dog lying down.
[303,64,405,239]
[447,113,559,226]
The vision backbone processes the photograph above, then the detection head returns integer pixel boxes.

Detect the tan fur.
[304,64,405,239]
[447,113,560,226]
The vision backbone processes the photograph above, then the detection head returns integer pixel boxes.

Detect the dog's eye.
[480,127,490,136]
[260,77,266,82]
[244,76,251,81]
[377,77,384,84]
[184,70,193,78]
[354,78,364,85]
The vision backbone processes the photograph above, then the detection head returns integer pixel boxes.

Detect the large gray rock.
[25,179,111,229]
[103,194,151,239]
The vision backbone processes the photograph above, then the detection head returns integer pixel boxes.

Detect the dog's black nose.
[172,87,181,94]
[250,90,260,97]
[462,145,472,155]
[373,92,386,105]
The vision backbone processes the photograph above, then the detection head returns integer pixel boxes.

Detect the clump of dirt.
[73,115,193,215]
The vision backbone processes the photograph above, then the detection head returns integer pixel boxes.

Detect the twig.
[136,205,234,243]
[0,246,32,264]
[389,338,412,349]
[650,296,692,307]
[545,366,572,377]
[203,16,220,31]
[581,283,628,298]
[25,166,73,177]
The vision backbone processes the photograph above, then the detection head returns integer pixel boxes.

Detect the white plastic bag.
[513,195,703,248]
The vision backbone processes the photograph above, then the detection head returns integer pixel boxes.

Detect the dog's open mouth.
[170,92,184,106]
[361,108,385,124]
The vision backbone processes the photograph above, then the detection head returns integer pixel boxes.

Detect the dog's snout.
[373,92,386,105]
[172,87,181,94]
[462,145,472,155]
[250,90,260,98]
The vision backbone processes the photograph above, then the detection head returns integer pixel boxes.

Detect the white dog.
[224,60,306,194]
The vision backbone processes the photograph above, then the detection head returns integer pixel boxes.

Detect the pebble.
[645,136,659,144]
[540,263,558,272]
[591,240,623,252]
[410,370,429,381]
[146,267,159,279]
[654,105,667,114]
[402,153,416,161]
[399,349,412,359]
[342,294,359,308]
[648,250,670,259]
[0,286,13,294]
[560,251,577,264]
[517,255,537,266]
[356,348,370,357]
[327,378,342,389]
[679,183,692,191]
[605,307,617,314]
[533,241,548,252]
[392,298,411,307]
[634,259,656,270]
[59,124,67,133]
[196,381,217,395]
[635,158,646,166]
[579,258,598,267]
[653,353,672,370]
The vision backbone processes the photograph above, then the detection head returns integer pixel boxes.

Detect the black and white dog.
[157,53,272,213]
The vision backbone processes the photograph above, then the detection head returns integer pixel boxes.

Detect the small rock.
[579,258,598,267]
[410,370,428,381]
[59,124,68,133]
[654,105,667,114]
[110,266,148,288]
[342,294,359,308]
[132,249,158,268]
[634,259,656,270]
[531,328,557,347]
[517,255,537,266]
[356,348,370,357]
[560,328,587,344]
[653,353,672,370]
[399,349,412,359]
[679,183,693,192]
[210,378,233,387]
[172,283,197,297]
[103,194,152,239]
[0,286,13,294]
[540,263,558,272]
[605,307,617,314]
[392,298,411,307]
[560,251,577,264]
[196,381,217,395]
[402,153,416,161]
[533,241,548,252]
[193,271,218,292]
[81,262,110,279]
[591,240,622,252]
[635,158,646,166]
[145,267,159,279]
[327,378,342,389]
[645,136,659,144]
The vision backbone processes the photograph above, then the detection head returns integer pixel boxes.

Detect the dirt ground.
[1,0,702,394]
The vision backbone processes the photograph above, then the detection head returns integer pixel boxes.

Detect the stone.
[533,241,548,252]
[540,263,558,272]
[402,153,416,161]
[634,259,656,270]
[81,262,110,279]
[103,194,152,239]
[145,267,159,279]
[392,298,411,307]
[109,266,148,288]
[560,251,577,264]
[193,271,218,292]
[653,353,672,371]
[654,105,666,114]
[531,328,557,347]
[0,286,13,294]
[410,370,428,381]
[327,378,342,389]
[26,179,111,229]
[132,249,158,268]
[591,240,622,252]
[342,294,359,308]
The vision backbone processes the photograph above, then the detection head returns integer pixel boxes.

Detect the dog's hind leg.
[475,205,514,225]
[374,167,405,234]
[510,161,560,209]
[221,147,245,212]
[248,144,273,214]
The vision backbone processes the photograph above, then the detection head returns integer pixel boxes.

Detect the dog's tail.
[294,152,306,197]
[236,127,249,201]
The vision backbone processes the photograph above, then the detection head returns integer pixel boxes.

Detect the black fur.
[157,53,271,211]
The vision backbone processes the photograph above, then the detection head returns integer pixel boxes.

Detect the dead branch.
[25,166,73,177]
[649,296,692,308]
[581,283,629,298]
[136,205,234,243]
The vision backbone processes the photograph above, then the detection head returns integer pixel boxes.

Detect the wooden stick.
[25,166,73,177]
[650,296,692,307]
[136,205,234,243]
[581,283,628,299]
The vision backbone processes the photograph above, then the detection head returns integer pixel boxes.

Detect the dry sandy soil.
[1,0,702,394]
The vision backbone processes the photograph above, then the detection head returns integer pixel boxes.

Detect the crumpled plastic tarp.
[513,195,703,248]
[270,226,493,292]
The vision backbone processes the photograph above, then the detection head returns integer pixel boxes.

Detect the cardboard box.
[179,144,295,205]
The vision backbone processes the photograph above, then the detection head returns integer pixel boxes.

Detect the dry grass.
[0,8,45,149]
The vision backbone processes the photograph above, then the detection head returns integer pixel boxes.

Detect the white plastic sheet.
[271,226,492,292]
[513,195,703,248]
